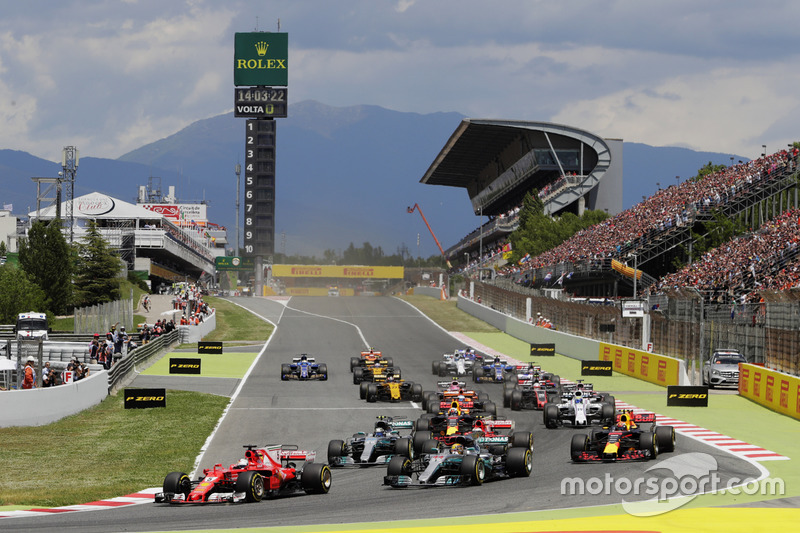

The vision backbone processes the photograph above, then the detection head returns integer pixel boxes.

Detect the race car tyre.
[387,455,412,476]
[432,361,440,375]
[353,367,364,385]
[318,364,328,380]
[280,364,291,381]
[235,471,265,502]
[359,381,370,400]
[505,374,519,388]
[422,392,437,410]
[570,434,589,462]
[415,417,431,431]
[655,426,676,453]
[327,439,346,465]
[427,400,441,414]
[366,384,378,403]
[503,388,513,408]
[483,401,497,417]
[551,374,561,387]
[301,463,332,494]
[510,390,523,411]
[600,403,615,424]
[460,455,485,485]
[350,357,359,372]
[604,395,616,412]
[543,403,559,429]
[472,368,482,383]
[547,392,560,404]
[639,431,659,458]
[411,383,424,402]
[421,439,440,455]
[510,431,533,450]
[385,357,394,367]
[477,392,489,402]
[413,430,433,455]
[163,471,191,496]
[506,447,533,477]
[394,437,414,459]
[438,363,447,377]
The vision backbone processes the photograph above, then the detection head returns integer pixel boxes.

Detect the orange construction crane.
[407,203,452,268]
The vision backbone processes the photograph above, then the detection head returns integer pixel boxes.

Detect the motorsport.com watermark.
[560,453,785,516]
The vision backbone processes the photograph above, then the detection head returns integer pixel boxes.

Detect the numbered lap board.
[243,118,276,257]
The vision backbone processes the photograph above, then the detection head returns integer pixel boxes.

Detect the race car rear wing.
[292,355,316,363]
[361,351,382,358]
[615,411,656,424]
[437,380,467,389]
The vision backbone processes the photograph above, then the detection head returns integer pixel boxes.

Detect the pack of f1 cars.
[472,356,516,383]
[280,354,328,381]
[328,416,415,467]
[543,385,616,428]
[422,383,497,416]
[154,444,331,503]
[383,437,532,488]
[431,348,483,377]
[570,410,676,462]
[503,365,562,410]
[354,361,401,386]
[363,377,423,403]
[350,349,394,372]
[414,411,532,455]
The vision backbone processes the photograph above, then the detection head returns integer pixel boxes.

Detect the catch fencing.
[466,281,800,376]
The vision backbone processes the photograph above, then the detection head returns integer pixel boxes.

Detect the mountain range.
[0,101,747,259]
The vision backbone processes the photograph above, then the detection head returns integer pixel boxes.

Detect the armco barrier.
[457,295,688,384]
[0,370,108,427]
[739,363,800,421]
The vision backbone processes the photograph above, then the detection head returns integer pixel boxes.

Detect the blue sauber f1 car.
[280,354,328,381]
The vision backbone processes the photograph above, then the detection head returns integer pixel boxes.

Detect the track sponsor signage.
[124,388,166,409]
[738,363,800,420]
[667,386,709,407]
[581,360,613,376]
[599,342,680,386]
[529,343,555,357]
[169,358,202,375]
[272,265,404,279]
[198,342,223,354]
[234,32,288,86]
[215,256,255,271]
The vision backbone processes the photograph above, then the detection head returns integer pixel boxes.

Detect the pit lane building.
[28,191,223,288]
[420,119,622,266]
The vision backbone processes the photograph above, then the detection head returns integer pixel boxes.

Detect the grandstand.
[419,119,622,286]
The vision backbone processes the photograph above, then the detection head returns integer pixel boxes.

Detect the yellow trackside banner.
[599,342,681,387]
[739,364,800,420]
[285,287,355,296]
[272,265,404,278]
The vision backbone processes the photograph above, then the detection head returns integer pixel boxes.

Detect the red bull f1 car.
[570,410,676,462]
[154,444,331,503]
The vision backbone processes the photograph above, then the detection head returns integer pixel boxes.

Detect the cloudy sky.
[1,0,799,163]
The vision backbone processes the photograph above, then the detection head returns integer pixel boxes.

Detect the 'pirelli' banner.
[169,358,202,375]
[529,343,555,357]
[273,265,404,278]
[198,342,223,354]
[582,360,613,376]
[739,364,800,421]
[124,388,166,409]
[599,342,681,387]
[667,385,709,407]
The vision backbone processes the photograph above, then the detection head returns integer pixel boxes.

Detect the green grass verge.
[142,351,258,379]
[396,294,499,333]
[0,390,228,507]
[200,296,274,343]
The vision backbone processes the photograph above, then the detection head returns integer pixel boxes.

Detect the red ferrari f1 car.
[154,444,332,503]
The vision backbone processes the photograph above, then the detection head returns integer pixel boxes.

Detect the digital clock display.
[234,87,288,118]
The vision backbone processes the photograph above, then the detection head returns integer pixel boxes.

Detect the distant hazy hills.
[0,101,746,258]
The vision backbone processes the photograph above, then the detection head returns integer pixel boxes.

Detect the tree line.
[0,220,122,324]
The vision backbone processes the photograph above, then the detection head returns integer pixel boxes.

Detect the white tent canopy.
[29,192,166,221]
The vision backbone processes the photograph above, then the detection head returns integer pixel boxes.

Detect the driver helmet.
[451,443,464,455]
[300,354,308,361]
[447,407,459,416]
[386,375,395,382]
[237,458,248,468]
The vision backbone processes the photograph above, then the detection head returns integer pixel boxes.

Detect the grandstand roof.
[419,119,607,188]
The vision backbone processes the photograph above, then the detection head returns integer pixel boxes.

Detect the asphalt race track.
[5,296,763,532]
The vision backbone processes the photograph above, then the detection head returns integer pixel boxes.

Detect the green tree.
[0,264,48,323]
[73,220,122,307]
[18,220,73,315]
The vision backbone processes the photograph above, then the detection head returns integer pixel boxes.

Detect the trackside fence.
[465,281,800,377]
[107,329,180,394]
